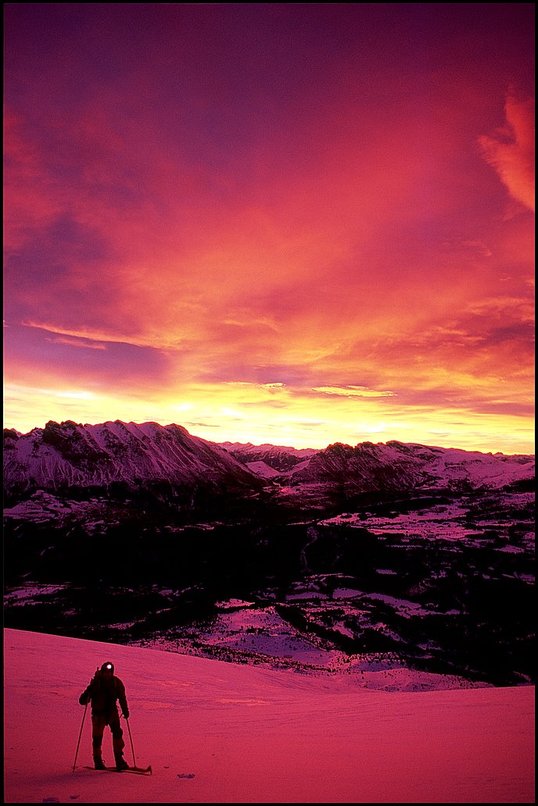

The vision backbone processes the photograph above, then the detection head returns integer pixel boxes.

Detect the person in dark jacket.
[79,661,130,770]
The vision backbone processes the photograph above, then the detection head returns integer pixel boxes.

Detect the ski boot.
[115,756,129,771]
[94,756,106,770]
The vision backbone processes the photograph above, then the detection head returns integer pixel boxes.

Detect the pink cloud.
[479,93,535,212]
[45,335,107,351]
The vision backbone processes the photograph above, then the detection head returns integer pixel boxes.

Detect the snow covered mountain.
[223,439,534,511]
[279,440,535,492]
[3,421,534,507]
[3,420,263,499]
[220,442,317,479]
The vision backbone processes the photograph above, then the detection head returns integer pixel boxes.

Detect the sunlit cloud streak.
[312,387,396,399]
[479,93,535,212]
[45,336,107,351]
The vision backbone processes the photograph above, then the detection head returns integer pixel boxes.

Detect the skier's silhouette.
[79,661,130,770]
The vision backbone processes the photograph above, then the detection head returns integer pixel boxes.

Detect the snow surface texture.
[4,629,535,804]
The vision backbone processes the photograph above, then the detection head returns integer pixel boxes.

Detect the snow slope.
[3,629,535,804]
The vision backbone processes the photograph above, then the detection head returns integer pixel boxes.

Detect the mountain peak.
[3,419,264,499]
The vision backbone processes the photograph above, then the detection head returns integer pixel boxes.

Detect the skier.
[79,661,130,770]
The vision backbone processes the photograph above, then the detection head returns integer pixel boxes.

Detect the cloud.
[312,386,395,399]
[3,6,534,454]
[479,93,535,212]
[45,336,107,351]
[22,321,153,349]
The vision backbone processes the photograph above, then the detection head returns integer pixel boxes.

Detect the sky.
[4,627,535,803]
[3,3,535,452]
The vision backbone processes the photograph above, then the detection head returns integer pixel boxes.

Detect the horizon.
[4,416,535,457]
[4,4,535,456]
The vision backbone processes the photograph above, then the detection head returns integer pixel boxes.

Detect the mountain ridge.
[3,419,263,499]
[6,420,535,457]
[3,419,535,506]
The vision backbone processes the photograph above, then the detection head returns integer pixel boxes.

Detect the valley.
[4,482,534,689]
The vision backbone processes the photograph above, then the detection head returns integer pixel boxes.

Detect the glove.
[79,694,89,705]
[122,710,130,719]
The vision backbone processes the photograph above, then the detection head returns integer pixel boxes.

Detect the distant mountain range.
[3,420,534,510]
[226,439,534,492]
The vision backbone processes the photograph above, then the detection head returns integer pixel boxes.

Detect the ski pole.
[72,703,88,772]
[126,716,137,768]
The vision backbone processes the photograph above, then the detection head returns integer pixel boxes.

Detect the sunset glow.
[3,4,535,452]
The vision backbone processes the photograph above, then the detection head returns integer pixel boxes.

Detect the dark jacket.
[79,670,129,718]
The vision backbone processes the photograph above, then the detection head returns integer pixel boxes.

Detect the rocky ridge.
[4,421,534,504]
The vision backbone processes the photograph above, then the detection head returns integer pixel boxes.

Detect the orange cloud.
[479,93,535,212]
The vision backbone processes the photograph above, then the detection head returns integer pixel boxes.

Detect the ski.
[83,764,152,775]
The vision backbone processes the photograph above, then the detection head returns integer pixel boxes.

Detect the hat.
[101,662,114,673]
